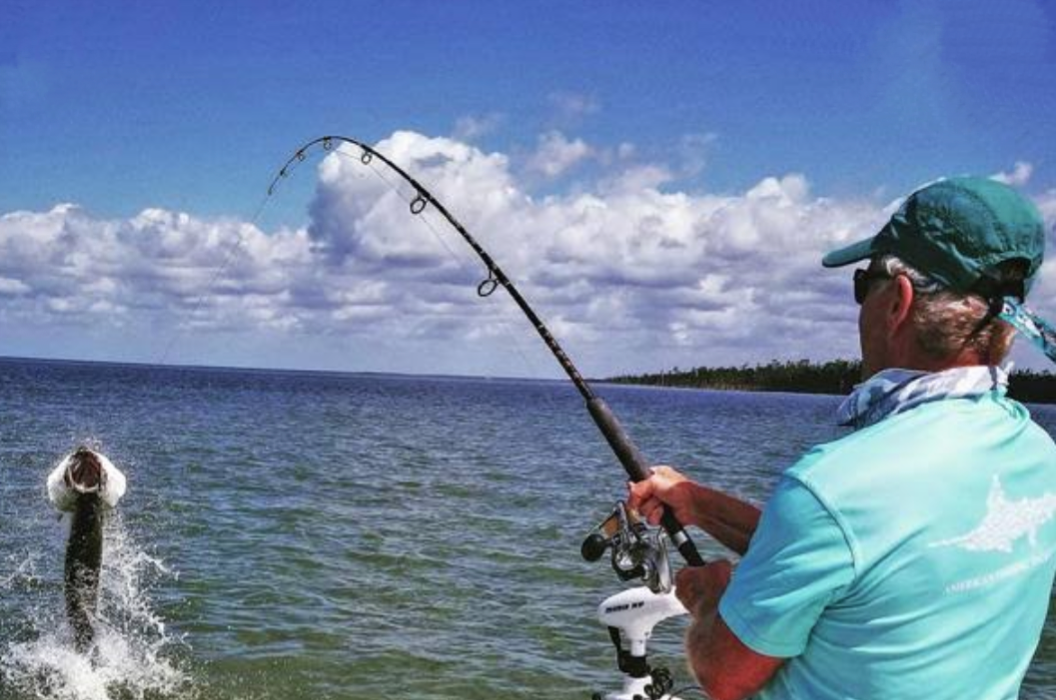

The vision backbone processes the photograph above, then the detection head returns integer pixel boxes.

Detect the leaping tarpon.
[46,447,127,654]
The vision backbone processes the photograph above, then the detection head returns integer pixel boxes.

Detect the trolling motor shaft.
[583,503,688,700]
[595,588,683,700]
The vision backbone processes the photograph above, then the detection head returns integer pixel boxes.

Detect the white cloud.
[452,112,504,142]
[598,165,674,195]
[0,276,30,295]
[991,161,1034,187]
[301,133,889,370]
[1034,188,1056,223]
[525,131,593,178]
[2,130,1054,375]
[0,201,314,338]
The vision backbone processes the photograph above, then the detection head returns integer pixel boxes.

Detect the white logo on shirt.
[930,476,1056,554]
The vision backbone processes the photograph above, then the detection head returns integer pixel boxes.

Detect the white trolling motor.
[581,502,689,700]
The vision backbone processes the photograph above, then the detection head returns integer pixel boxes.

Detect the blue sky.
[2,1,1056,377]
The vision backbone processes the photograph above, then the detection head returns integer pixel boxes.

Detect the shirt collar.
[836,365,1009,430]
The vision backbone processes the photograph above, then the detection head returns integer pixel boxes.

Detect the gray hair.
[876,254,1018,364]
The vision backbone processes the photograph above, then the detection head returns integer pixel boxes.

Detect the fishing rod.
[268,135,705,568]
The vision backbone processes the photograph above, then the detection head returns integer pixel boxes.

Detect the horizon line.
[0,353,588,385]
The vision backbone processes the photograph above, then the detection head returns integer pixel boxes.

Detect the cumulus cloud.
[452,112,504,142]
[0,203,315,337]
[0,276,30,295]
[525,131,594,178]
[2,130,1055,375]
[992,161,1034,187]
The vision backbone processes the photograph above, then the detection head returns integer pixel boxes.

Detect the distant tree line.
[605,359,1056,404]
[1009,370,1056,404]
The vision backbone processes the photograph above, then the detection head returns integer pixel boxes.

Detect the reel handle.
[581,532,610,562]
[586,397,706,567]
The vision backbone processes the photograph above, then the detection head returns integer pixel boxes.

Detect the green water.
[1,358,1054,699]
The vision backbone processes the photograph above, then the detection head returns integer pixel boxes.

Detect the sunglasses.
[853,268,891,305]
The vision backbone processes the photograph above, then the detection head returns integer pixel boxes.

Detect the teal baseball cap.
[823,177,1046,299]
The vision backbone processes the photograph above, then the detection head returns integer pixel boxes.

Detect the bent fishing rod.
[268,135,705,567]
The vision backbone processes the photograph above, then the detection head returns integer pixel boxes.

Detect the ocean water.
[0,357,1054,699]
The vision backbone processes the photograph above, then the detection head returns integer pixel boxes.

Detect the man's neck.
[881,335,994,375]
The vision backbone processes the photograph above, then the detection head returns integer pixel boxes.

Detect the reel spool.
[582,501,673,594]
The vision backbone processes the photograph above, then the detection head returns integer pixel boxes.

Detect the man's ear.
[887,274,915,332]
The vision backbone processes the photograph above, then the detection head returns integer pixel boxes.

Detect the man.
[628,177,1056,700]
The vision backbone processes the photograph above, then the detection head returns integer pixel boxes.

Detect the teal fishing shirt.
[719,366,1056,700]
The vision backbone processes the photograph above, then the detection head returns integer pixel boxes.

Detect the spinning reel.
[581,501,673,594]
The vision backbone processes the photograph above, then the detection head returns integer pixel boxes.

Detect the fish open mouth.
[64,448,106,494]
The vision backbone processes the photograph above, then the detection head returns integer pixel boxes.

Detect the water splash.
[1,511,192,700]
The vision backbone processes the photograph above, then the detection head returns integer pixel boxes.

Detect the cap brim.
[822,236,878,268]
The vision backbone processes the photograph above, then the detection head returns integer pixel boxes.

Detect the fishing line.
[154,193,271,366]
[331,147,555,390]
[357,154,467,263]
[332,147,478,290]
[152,142,332,367]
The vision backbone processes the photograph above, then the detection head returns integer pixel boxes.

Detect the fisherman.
[628,177,1056,700]
[47,446,127,654]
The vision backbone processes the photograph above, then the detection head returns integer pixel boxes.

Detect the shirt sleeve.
[718,474,855,658]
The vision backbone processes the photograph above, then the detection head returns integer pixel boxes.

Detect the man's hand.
[627,465,700,529]
[676,559,733,618]
[628,465,761,556]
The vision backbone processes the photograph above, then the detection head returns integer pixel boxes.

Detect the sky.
[1,0,1055,378]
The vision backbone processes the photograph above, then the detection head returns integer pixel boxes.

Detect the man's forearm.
[685,609,725,699]
[687,483,760,556]
[685,609,780,700]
